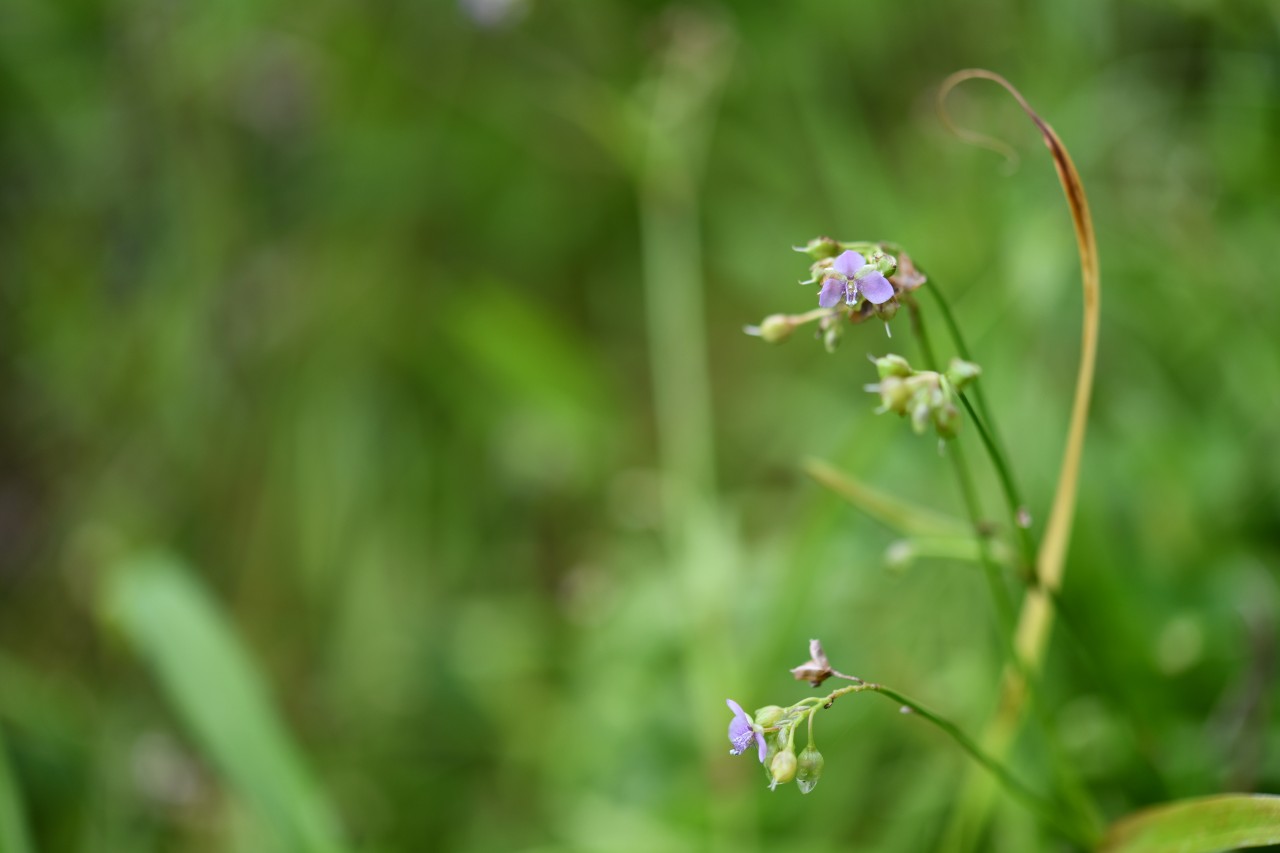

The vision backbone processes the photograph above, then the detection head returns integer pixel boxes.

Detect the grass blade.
[804,457,969,538]
[102,553,345,853]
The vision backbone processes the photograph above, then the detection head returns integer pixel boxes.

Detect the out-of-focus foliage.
[0,0,1277,850]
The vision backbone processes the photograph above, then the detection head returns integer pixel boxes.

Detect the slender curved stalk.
[816,680,1094,846]
[937,68,1101,682]
[935,68,1102,847]
[871,686,1095,847]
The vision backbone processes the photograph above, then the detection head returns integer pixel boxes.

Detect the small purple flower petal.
[726,698,766,762]
[818,277,846,309]
[832,250,866,278]
[857,270,895,305]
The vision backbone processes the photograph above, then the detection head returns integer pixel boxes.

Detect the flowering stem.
[921,276,1039,577]
[907,296,1103,834]
[875,242,1037,576]
[934,69,1103,849]
[816,679,1094,846]
[905,297,1017,634]
[948,440,1019,630]
[873,686,1095,847]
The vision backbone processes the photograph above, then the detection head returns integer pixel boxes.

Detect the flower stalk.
[726,639,1096,844]
[735,66,1103,850]
[933,68,1103,848]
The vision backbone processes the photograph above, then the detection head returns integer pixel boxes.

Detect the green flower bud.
[934,401,961,439]
[874,353,913,380]
[793,236,842,260]
[909,392,933,435]
[873,298,900,322]
[945,358,982,390]
[758,314,794,343]
[796,744,824,794]
[753,705,786,728]
[869,251,898,277]
[770,748,797,787]
[867,364,972,440]
[870,376,913,415]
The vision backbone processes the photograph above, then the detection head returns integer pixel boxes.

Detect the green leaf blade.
[1101,794,1280,853]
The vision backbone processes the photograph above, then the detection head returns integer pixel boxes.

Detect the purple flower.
[726,698,767,762]
[818,250,896,308]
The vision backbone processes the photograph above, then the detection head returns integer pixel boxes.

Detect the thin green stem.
[906,298,1017,634]
[907,296,1103,836]
[950,439,1019,633]
[930,69,1102,848]
[925,278,1039,575]
[881,241,1036,574]
[871,685,1094,847]
[910,285,1112,820]
[818,679,1094,846]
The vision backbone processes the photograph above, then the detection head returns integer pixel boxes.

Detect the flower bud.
[770,748,797,786]
[873,298,899,322]
[909,393,933,435]
[869,377,912,415]
[796,744,824,793]
[868,251,898,277]
[934,401,961,439]
[758,314,794,343]
[945,358,981,390]
[753,705,786,728]
[873,353,913,380]
[793,236,841,260]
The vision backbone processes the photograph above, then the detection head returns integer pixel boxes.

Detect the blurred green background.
[2,0,1279,850]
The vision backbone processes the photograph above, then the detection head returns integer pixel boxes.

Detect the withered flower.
[789,639,835,688]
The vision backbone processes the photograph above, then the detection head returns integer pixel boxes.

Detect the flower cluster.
[865,354,981,439]
[726,641,859,793]
[744,237,926,351]
[726,697,821,792]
